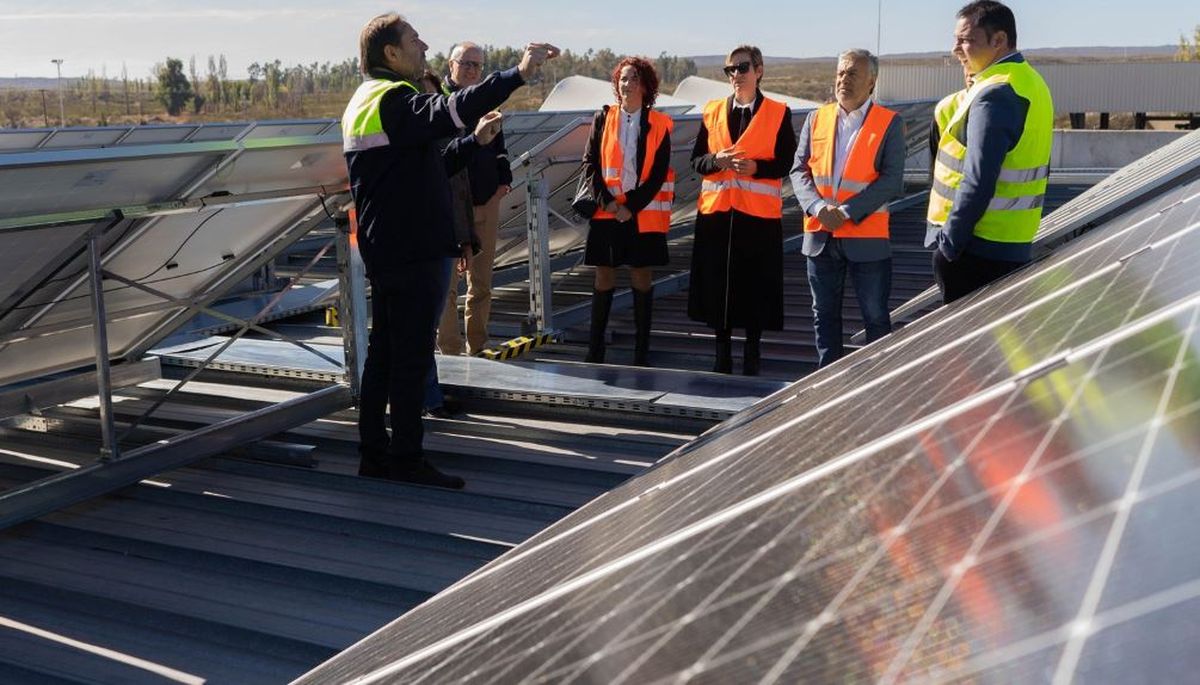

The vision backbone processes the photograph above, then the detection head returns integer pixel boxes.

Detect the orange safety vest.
[697,96,787,219]
[802,101,897,239]
[591,106,676,233]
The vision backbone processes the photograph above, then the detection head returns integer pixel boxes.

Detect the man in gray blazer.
[790,49,906,368]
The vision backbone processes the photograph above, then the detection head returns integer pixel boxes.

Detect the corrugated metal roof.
[0,378,707,683]
[878,62,1200,111]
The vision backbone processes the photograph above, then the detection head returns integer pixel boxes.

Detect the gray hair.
[838,49,879,79]
[449,41,482,61]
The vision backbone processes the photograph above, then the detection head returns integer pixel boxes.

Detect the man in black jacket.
[342,13,556,487]
[438,42,515,356]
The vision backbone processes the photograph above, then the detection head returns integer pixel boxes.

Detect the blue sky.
[1,0,1196,78]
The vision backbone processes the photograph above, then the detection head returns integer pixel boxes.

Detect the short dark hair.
[359,13,409,75]
[957,1,1017,49]
[611,57,660,109]
[727,45,764,69]
[419,70,444,94]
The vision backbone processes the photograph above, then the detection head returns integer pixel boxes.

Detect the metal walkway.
[0,372,706,683]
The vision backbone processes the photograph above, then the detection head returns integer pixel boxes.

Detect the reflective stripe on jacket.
[927,60,1053,244]
[698,97,787,219]
[802,101,897,239]
[592,107,676,233]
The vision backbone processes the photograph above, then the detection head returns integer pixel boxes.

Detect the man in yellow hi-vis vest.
[343,13,558,488]
[926,1,1053,303]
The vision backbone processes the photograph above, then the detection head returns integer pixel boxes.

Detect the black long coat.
[687,92,797,331]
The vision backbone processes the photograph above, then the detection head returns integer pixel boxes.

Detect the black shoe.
[423,405,455,419]
[390,459,465,489]
[357,447,388,478]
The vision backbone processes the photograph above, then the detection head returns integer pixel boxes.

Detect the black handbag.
[570,164,598,220]
[570,105,607,220]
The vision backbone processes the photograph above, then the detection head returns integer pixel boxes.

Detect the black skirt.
[687,209,785,330]
[584,218,669,267]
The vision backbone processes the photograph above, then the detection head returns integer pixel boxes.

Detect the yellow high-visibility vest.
[341,78,418,152]
[927,59,1053,244]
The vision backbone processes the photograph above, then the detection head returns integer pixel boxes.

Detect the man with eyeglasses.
[436,41,514,359]
[688,45,797,376]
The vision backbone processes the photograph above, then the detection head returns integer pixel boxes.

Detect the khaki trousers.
[437,192,501,355]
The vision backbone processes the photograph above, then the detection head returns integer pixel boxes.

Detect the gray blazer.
[789,102,906,262]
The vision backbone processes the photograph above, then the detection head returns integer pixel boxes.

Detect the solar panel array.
[297,153,1200,683]
[885,127,1200,325]
[0,120,339,153]
[0,129,349,388]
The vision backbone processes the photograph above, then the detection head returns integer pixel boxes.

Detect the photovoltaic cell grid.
[296,170,1200,682]
[1034,127,1200,248]
[0,120,340,153]
[0,132,348,387]
[889,128,1200,322]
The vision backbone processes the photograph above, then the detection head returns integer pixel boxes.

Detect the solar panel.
[296,164,1200,683]
[504,111,597,159]
[239,120,337,140]
[38,127,129,149]
[185,123,256,143]
[0,133,348,388]
[0,129,52,152]
[885,127,1200,327]
[114,125,202,146]
[0,121,342,155]
[0,146,230,219]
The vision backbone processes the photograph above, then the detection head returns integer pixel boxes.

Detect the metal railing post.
[86,227,119,461]
[337,211,367,399]
[526,175,553,333]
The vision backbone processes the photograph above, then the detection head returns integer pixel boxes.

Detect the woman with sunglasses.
[580,57,675,366]
[687,45,797,375]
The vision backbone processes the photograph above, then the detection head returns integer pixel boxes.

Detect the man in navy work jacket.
[342,12,558,488]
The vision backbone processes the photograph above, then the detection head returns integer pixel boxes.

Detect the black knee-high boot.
[633,286,654,366]
[743,327,762,376]
[713,327,733,374]
[585,288,614,363]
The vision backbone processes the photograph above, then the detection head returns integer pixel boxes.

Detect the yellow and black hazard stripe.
[479,331,559,361]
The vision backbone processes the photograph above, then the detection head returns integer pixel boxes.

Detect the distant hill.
[0,77,75,89]
[689,45,1179,67]
[690,55,831,68]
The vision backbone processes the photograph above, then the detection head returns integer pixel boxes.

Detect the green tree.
[155,57,194,115]
[1178,25,1200,61]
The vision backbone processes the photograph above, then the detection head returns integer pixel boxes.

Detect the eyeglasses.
[723,61,752,78]
[455,60,484,70]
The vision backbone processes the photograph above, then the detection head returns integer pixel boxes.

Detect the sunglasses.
[723,61,753,77]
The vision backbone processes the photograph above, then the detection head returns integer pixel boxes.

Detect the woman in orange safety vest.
[687,45,797,376]
[580,57,675,366]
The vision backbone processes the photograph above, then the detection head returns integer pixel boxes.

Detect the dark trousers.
[807,242,892,368]
[932,249,1024,304]
[424,258,456,410]
[359,259,451,461]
